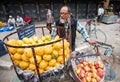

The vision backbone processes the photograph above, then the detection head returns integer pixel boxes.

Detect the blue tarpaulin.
[0,26,14,32]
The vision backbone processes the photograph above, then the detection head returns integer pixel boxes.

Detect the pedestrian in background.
[45,7,54,33]
[8,15,16,28]
[16,15,24,27]
[97,5,104,25]
[51,6,96,51]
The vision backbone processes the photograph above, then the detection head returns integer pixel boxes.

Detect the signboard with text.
[17,24,35,40]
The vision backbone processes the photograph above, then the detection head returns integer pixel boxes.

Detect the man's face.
[17,16,20,18]
[60,7,70,19]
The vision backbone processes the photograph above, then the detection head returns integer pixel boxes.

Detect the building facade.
[0,0,119,22]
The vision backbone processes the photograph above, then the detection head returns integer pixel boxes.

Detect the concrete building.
[0,0,119,22]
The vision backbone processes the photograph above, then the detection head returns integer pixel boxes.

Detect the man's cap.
[9,15,12,18]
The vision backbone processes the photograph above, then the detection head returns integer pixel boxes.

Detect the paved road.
[0,21,120,82]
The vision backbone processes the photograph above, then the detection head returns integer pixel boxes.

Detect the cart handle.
[93,41,114,56]
[96,41,114,49]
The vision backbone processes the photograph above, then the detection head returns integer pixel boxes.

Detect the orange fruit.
[21,54,29,62]
[45,35,51,41]
[43,55,52,61]
[8,47,17,54]
[35,47,44,56]
[51,50,58,59]
[44,45,53,55]
[39,60,48,69]
[24,48,33,58]
[41,36,46,42]
[30,55,42,64]
[58,49,64,56]
[19,61,29,70]
[57,56,64,64]
[22,37,30,44]
[49,59,56,67]
[63,39,70,49]
[65,47,70,59]
[33,36,39,43]
[38,68,44,74]
[7,39,19,46]
[45,66,53,71]
[55,62,60,68]
[14,60,21,66]
[17,48,24,54]
[28,64,36,71]
[35,68,44,74]
[54,35,60,40]
[17,40,24,46]
[13,53,22,60]
[53,42,62,50]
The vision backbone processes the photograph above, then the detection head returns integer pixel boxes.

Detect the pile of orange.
[7,35,70,74]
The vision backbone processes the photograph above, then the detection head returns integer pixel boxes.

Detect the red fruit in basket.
[99,62,104,69]
[84,66,90,72]
[75,69,80,74]
[88,63,93,68]
[77,74,81,78]
[77,65,82,70]
[86,76,92,82]
[91,78,97,82]
[97,70,105,78]
[87,72,92,77]
[96,76,101,82]
[97,68,103,72]
[80,59,86,64]
[78,69,85,78]
[94,61,99,65]
[82,77,86,82]
[78,64,84,68]
[94,61,99,69]
[91,68,97,73]
[83,61,88,66]
[85,72,89,76]
[81,69,85,74]
[92,72,98,79]
[95,65,99,69]
[78,73,85,78]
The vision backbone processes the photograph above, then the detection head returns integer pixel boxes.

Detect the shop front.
[0,0,102,22]
[101,0,120,24]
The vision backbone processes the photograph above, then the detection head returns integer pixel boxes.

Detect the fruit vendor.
[51,6,96,51]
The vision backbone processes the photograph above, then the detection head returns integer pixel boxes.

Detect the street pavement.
[0,20,120,82]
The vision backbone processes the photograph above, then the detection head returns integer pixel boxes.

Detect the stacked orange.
[7,35,70,74]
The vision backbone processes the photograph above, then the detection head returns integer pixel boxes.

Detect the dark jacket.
[55,16,77,51]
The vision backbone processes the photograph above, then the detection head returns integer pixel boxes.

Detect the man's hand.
[88,40,97,44]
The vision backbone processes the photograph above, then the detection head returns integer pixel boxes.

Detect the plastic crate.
[0,26,14,32]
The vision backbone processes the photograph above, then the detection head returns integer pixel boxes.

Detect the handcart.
[3,25,73,82]
[68,42,116,82]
